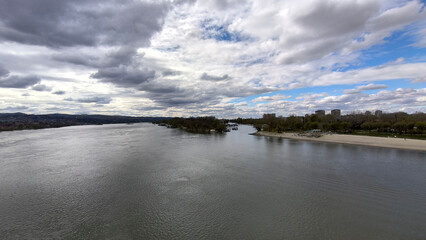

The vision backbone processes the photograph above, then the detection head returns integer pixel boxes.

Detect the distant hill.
[0,113,170,131]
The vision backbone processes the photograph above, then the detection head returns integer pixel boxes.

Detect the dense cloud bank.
[0,0,425,117]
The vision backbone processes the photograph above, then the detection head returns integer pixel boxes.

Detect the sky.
[0,0,425,118]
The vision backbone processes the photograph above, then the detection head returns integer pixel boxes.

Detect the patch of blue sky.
[200,20,246,42]
[380,78,425,90]
[230,79,425,105]
[421,0,426,9]
[337,27,426,72]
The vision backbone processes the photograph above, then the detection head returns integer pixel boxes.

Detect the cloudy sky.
[0,0,425,118]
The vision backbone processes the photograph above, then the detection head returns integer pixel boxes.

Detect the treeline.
[0,113,169,131]
[232,112,426,135]
[161,117,227,133]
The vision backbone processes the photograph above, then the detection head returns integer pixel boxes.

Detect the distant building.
[331,109,341,119]
[375,110,382,118]
[315,110,325,117]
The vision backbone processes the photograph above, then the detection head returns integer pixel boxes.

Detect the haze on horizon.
[0,0,425,118]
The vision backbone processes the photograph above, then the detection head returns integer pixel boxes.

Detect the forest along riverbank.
[253,131,426,152]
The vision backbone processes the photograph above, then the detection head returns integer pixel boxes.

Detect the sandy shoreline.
[253,131,426,152]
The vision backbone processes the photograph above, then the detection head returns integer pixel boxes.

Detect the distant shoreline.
[0,113,169,132]
[253,131,426,152]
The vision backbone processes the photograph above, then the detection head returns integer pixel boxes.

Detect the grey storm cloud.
[0,0,259,110]
[0,0,170,48]
[0,64,9,77]
[162,70,181,76]
[91,66,156,88]
[151,94,221,107]
[56,45,158,90]
[0,75,41,88]
[294,1,379,38]
[52,90,66,95]
[357,84,387,91]
[138,81,181,94]
[208,0,246,10]
[53,47,138,69]
[0,64,41,88]
[343,89,363,95]
[277,0,380,64]
[411,76,426,83]
[136,80,220,107]
[344,83,387,94]
[31,84,52,92]
[0,0,171,94]
[76,96,112,104]
[200,72,231,81]
[133,105,165,111]
[0,105,29,111]
[137,80,272,108]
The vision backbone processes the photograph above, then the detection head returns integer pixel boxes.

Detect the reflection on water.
[0,123,425,239]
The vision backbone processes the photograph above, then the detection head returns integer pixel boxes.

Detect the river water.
[0,123,425,239]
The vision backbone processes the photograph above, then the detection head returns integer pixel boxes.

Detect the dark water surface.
[1,123,425,239]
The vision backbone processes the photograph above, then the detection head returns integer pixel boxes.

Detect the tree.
[393,122,408,133]
[310,114,319,122]
[330,122,340,131]
[340,122,352,133]
[262,113,277,129]
[309,122,319,129]
[361,122,374,131]
[415,122,425,133]
[254,124,263,131]
[294,121,303,130]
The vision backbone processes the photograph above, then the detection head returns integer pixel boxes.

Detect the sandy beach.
[253,131,426,152]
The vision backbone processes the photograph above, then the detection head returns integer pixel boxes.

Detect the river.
[0,123,425,239]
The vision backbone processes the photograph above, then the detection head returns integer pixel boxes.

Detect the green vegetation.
[2,111,425,140]
[0,113,169,132]
[160,117,228,133]
[233,112,426,140]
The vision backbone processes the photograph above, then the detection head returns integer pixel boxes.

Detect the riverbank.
[0,113,169,132]
[253,131,426,152]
